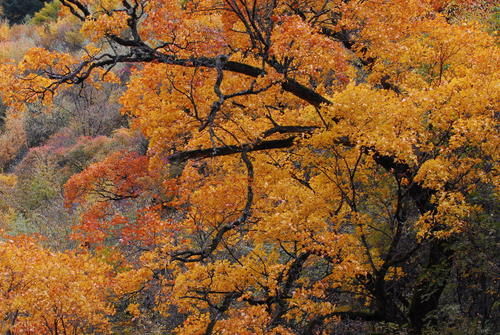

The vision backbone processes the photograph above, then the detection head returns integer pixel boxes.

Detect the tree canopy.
[0,0,498,334]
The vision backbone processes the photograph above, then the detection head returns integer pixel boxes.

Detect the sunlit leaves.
[0,0,497,333]
[0,236,116,334]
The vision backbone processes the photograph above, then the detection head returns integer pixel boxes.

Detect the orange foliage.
[65,151,150,207]
[0,0,497,333]
[0,235,115,335]
[65,151,175,246]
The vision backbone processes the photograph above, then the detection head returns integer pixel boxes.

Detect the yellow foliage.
[0,0,497,332]
[0,237,116,334]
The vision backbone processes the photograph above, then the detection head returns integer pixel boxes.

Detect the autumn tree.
[0,0,498,334]
[0,235,116,335]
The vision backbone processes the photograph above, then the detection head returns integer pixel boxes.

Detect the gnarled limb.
[171,152,254,262]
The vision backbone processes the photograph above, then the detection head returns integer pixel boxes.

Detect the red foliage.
[64,151,149,207]
[65,151,175,246]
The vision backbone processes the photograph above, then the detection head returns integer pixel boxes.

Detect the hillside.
[0,1,498,334]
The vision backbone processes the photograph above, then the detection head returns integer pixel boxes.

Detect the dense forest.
[0,1,498,334]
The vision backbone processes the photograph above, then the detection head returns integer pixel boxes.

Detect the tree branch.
[168,137,296,164]
[171,152,254,262]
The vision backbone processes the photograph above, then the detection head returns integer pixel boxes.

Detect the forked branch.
[171,152,254,262]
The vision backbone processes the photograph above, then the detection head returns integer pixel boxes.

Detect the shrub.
[30,0,60,25]
[0,0,43,24]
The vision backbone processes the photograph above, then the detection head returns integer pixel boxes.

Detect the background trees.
[0,0,44,24]
[0,0,498,334]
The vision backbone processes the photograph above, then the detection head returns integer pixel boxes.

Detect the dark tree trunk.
[408,240,452,334]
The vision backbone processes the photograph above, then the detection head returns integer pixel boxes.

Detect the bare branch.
[168,137,296,164]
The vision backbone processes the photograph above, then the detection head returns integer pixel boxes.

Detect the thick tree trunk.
[408,240,452,334]
[373,280,405,323]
